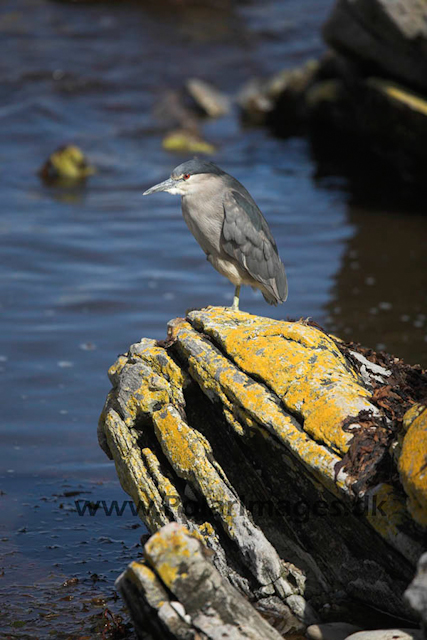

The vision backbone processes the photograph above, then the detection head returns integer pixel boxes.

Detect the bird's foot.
[224,304,239,312]
[296,316,312,326]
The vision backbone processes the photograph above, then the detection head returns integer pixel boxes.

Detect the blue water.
[1,0,426,636]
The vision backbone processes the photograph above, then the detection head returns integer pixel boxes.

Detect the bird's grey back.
[220,175,288,303]
[222,175,279,245]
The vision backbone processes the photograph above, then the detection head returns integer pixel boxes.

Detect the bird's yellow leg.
[231,285,240,311]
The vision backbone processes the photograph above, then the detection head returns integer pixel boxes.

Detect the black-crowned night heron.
[143,159,287,311]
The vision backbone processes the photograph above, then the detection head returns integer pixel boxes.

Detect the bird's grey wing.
[221,189,288,302]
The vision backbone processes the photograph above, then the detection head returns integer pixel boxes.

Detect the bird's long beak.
[143,177,176,196]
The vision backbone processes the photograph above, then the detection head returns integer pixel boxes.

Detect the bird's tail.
[263,261,288,305]
[276,260,288,302]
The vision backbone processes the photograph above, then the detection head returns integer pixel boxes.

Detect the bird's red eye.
[183,173,190,180]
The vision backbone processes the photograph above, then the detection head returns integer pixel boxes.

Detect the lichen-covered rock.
[183,309,376,456]
[399,405,427,527]
[118,523,291,640]
[99,308,426,636]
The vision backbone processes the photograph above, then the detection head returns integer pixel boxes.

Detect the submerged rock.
[39,145,95,186]
[162,128,216,154]
[99,308,426,638]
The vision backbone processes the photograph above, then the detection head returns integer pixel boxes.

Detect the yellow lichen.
[130,343,187,406]
[399,404,427,527]
[40,145,95,182]
[108,354,128,381]
[174,317,350,496]
[144,525,192,587]
[143,448,182,513]
[152,405,250,534]
[186,308,375,456]
[368,78,427,116]
[101,407,171,531]
[126,561,170,609]
[198,522,215,537]
[403,403,426,432]
[162,129,216,155]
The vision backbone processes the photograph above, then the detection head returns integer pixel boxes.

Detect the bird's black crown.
[172,158,225,179]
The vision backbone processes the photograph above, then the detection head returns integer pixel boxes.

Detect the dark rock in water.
[238,60,320,130]
[323,0,427,94]
[238,1,427,190]
[319,0,427,183]
[305,69,427,187]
